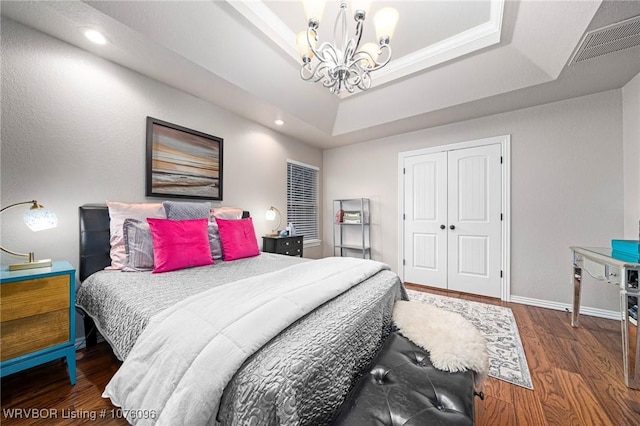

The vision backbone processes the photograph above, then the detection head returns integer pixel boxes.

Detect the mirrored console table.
[570,246,639,389]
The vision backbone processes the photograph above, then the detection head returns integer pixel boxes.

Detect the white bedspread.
[103,256,389,425]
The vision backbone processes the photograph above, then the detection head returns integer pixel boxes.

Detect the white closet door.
[403,152,448,288]
[447,144,502,297]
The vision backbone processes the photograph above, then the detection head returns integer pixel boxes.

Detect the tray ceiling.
[1,0,639,149]
[228,0,503,94]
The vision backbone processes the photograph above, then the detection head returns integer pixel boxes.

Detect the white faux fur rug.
[392,300,489,377]
[405,289,533,389]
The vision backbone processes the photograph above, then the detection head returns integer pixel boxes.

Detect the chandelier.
[297,0,399,94]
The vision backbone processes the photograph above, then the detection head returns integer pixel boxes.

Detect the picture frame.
[146,117,223,200]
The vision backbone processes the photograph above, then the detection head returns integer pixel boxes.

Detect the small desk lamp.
[265,206,282,236]
[0,200,57,271]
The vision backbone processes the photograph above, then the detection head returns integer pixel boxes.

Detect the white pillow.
[210,207,244,259]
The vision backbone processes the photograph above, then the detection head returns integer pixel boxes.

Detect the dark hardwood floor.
[2,285,639,425]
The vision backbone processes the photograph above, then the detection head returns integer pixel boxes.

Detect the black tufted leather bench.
[332,332,479,425]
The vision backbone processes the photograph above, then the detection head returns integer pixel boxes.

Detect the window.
[287,159,319,244]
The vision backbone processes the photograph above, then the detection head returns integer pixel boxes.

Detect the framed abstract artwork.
[146,117,223,200]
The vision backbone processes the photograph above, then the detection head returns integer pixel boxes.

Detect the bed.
[75,204,406,425]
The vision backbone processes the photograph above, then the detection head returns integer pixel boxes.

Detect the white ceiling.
[2,0,639,149]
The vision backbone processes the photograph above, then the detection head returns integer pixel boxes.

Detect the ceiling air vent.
[569,14,640,65]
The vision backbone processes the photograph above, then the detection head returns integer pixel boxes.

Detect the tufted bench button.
[331,332,477,426]
[370,367,389,385]
[412,352,427,367]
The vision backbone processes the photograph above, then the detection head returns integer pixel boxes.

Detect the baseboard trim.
[509,295,621,321]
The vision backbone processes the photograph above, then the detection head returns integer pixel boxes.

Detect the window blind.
[287,160,319,242]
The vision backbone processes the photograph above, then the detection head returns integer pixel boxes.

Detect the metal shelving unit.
[333,198,371,259]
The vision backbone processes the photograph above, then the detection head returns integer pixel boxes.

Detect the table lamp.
[265,206,282,236]
[0,200,57,271]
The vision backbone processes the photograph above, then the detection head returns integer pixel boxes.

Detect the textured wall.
[0,17,323,275]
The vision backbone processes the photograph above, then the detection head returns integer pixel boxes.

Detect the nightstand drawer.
[276,237,303,252]
[1,261,77,384]
[1,275,70,322]
[280,247,302,256]
[1,309,69,361]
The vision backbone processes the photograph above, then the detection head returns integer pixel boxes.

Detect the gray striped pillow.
[163,201,212,220]
[122,218,154,272]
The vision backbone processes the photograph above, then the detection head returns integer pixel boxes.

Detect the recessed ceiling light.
[83,29,107,45]
[274,119,285,126]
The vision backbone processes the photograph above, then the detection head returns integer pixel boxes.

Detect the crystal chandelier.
[297,0,399,95]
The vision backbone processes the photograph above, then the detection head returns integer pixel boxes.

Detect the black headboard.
[78,204,250,282]
[79,205,111,282]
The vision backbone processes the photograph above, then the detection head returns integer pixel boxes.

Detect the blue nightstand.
[0,261,76,384]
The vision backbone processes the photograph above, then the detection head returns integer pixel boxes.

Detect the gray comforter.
[77,253,309,360]
[76,253,405,425]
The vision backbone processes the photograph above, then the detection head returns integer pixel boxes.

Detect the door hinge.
[403,213,406,220]
[403,168,406,174]
[500,213,503,221]
[403,259,406,266]
[500,270,503,278]
[500,156,503,164]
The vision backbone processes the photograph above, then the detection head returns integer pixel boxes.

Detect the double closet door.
[403,143,502,298]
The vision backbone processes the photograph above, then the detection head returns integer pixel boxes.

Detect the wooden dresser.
[0,260,76,384]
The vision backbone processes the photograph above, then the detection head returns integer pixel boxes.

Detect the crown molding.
[227,0,504,99]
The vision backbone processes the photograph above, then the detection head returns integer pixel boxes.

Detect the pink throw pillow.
[147,218,213,273]
[215,217,260,261]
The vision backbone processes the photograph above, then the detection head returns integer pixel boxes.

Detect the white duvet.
[103,256,389,425]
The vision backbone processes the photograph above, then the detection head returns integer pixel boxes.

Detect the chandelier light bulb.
[303,0,326,25]
[374,7,399,42]
[351,0,371,17]
[297,31,314,60]
[359,43,380,68]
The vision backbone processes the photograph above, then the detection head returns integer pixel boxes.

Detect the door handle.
[440,224,446,229]
[450,225,456,230]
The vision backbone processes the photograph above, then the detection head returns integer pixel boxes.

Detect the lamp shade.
[374,7,399,41]
[0,200,56,270]
[265,206,282,236]
[265,208,277,221]
[24,207,57,231]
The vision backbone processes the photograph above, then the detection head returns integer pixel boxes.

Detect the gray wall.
[622,72,640,239]
[2,17,637,318]
[0,18,324,275]
[323,89,628,312]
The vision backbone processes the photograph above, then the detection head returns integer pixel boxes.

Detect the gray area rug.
[405,289,533,389]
